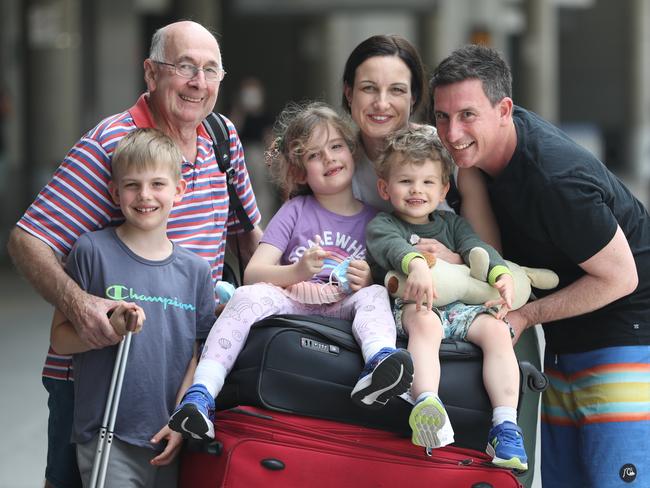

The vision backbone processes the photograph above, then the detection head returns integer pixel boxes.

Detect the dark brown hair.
[342,34,426,116]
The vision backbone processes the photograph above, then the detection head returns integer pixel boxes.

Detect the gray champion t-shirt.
[68,227,215,450]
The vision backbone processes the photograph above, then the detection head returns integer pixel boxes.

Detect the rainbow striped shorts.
[541,345,650,487]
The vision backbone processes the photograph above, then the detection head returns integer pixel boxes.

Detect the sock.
[492,406,517,427]
[192,359,228,398]
[361,340,394,364]
[415,391,437,404]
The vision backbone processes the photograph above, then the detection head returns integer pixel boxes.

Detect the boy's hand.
[485,273,514,319]
[404,258,436,311]
[150,425,183,466]
[109,303,146,336]
[346,259,372,291]
[296,234,328,280]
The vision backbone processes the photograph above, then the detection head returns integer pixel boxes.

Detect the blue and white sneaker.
[409,395,448,448]
[351,347,413,409]
[486,421,529,472]
[168,383,215,440]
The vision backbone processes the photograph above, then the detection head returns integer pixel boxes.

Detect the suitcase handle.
[261,458,286,471]
[253,315,360,351]
[252,315,491,359]
[519,361,548,392]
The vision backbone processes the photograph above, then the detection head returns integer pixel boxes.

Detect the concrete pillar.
[95,0,140,118]
[322,12,416,107]
[424,0,471,67]
[0,0,23,257]
[175,0,222,34]
[24,0,82,194]
[520,0,558,122]
[631,0,650,193]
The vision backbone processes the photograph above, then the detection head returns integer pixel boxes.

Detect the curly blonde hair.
[375,125,454,184]
[265,101,357,199]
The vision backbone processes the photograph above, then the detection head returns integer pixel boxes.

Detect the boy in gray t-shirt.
[50,128,215,487]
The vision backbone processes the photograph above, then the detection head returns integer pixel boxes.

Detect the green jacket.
[366,210,508,285]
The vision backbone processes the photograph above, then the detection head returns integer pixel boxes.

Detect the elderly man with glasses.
[8,20,262,488]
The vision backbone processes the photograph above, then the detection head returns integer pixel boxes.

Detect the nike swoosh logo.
[181,417,202,440]
[365,365,405,405]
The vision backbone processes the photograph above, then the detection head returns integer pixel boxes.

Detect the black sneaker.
[168,383,215,440]
[350,347,413,409]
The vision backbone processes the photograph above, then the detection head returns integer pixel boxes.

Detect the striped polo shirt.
[17,94,261,381]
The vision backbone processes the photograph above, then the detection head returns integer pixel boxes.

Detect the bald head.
[144,20,224,137]
[149,21,221,66]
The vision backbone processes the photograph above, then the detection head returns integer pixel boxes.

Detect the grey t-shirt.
[68,227,215,450]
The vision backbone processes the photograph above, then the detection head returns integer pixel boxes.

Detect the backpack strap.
[203,112,254,232]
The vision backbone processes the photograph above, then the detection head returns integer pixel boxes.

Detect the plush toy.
[384,247,559,310]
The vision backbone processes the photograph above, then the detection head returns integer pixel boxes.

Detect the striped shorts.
[541,345,650,487]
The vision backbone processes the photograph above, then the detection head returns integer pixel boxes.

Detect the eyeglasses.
[153,61,226,82]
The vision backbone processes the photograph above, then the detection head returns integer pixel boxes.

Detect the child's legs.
[464,312,519,409]
[201,283,310,367]
[337,284,397,361]
[197,283,310,394]
[42,377,82,488]
[401,303,443,398]
[77,436,178,488]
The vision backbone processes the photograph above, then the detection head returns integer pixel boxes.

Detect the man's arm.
[507,226,638,342]
[457,167,502,253]
[8,227,120,348]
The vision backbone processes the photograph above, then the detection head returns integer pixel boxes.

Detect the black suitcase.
[215,314,547,452]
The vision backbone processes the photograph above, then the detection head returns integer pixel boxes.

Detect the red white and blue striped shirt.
[17,94,261,381]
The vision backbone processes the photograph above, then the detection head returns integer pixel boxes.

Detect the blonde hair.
[375,125,454,184]
[112,128,183,182]
[265,101,356,199]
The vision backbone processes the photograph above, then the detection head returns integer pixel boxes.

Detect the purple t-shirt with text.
[261,195,377,284]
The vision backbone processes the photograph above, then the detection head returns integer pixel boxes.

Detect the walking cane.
[89,311,138,488]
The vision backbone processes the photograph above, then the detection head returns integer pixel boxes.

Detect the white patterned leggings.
[201,283,397,374]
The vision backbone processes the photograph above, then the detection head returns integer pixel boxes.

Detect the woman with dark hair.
[341,36,541,485]
[341,34,501,256]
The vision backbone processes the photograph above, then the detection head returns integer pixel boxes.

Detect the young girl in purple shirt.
[169,102,413,440]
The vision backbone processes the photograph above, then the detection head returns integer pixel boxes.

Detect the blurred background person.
[229,76,279,224]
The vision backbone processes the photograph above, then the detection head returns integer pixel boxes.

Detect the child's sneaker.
[486,421,529,472]
[409,395,448,448]
[351,347,413,409]
[168,383,215,440]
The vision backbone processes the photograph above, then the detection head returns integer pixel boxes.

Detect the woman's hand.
[414,238,463,264]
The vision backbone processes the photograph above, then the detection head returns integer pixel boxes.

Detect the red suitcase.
[179,406,523,488]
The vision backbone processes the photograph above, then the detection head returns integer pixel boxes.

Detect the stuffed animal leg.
[384,248,559,309]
